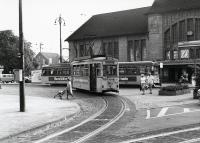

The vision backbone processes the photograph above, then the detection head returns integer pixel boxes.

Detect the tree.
[0,30,19,73]
[24,41,39,76]
[0,30,39,75]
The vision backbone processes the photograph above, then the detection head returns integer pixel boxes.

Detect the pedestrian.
[66,77,73,100]
[179,74,184,85]
[140,74,146,95]
[147,72,154,94]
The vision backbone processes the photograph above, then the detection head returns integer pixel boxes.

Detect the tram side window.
[140,66,145,74]
[42,69,50,76]
[83,65,89,76]
[126,67,138,75]
[119,68,125,75]
[63,69,70,76]
[76,66,80,75]
[153,66,159,75]
[73,66,76,75]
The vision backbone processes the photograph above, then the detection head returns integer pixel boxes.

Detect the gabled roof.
[148,0,200,14]
[37,52,59,59]
[66,7,150,41]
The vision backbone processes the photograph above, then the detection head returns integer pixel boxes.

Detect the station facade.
[66,0,200,83]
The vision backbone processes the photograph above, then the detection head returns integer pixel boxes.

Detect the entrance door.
[90,64,96,91]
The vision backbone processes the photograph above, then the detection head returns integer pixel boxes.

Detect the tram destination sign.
[49,77,68,81]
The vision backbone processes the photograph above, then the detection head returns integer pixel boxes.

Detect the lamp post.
[19,0,25,112]
[54,14,66,63]
[160,62,163,87]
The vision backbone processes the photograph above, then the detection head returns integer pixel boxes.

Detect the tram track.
[33,95,126,143]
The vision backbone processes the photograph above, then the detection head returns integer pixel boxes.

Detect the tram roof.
[71,57,118,64]
[42,63,71,68]
[119,61,158,65]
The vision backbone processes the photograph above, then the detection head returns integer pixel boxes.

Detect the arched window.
[164,18,200,60]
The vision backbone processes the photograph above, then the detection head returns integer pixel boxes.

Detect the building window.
[179,20,186,42]
[187,18,194,41]
[172,23,178,44]
[173,50,178,59]
[164,29,170,49]
[195,19,200,40]
[180,49,189,59]
[102,40,118,59]
[49,58,52,64]
[79,44,84,57]
[166,51,171,60]
[141,39,146,60]
[107,42,113,56]
[127,40,134,61]
[113,41,119,59]
[135,40,140,61]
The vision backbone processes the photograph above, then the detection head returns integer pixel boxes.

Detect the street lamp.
[54,14,66,63]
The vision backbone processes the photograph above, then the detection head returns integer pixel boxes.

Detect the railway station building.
[66,0,200,83]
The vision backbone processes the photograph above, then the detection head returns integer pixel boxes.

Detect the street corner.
[0,95,81,140]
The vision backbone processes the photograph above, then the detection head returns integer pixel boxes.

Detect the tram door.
[90,64,97,91]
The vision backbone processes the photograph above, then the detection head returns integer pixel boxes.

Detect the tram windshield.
[103,65,117,76]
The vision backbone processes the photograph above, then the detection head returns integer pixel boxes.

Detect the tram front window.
[103,65,117,76]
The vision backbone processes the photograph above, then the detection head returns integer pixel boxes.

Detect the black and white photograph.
[0,0,200,142]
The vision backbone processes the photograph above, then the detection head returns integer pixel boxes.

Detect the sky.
[0,0,154,60]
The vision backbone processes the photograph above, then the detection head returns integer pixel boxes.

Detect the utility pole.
[19,0,25,112]
[55,14,66,63]
[36,43,43,53]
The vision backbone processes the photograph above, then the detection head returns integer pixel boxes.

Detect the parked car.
[193,88,200,99]
[24,76,31,83]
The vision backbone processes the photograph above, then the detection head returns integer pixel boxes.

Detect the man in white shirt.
[140,74,146,95]
[147,72,154,94]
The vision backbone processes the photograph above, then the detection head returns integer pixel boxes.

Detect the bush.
[161,84,189,91]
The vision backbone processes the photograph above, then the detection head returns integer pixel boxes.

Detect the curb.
[0,110,81,142]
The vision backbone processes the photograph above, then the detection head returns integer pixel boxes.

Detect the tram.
[119,61,160,86]
[71,57,119,93]
[41,63,71,85]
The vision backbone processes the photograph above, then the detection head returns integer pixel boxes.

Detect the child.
[66,78,73,99]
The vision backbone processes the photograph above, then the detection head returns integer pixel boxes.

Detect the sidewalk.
[0,94,80,140]
[120,87,200,109]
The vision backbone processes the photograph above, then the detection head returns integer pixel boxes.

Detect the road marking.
[178,137,200,143]
[157,107,169,117]
[146,107,200,119]
[119,126,200,143]
[146,109,150,119]
[184,108,190,113]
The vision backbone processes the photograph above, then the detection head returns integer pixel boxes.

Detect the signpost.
[160,62,163,86]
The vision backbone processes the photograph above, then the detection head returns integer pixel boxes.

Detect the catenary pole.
[19,0,25,112]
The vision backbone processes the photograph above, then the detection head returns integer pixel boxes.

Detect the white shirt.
[140,76,146,84]
[147,75,154,84]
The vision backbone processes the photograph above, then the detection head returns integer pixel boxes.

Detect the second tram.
[41,63,71,85]
[119,61,160,86]
[72,57,119,93]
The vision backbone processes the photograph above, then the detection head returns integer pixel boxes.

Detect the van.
[0,74,14,83]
